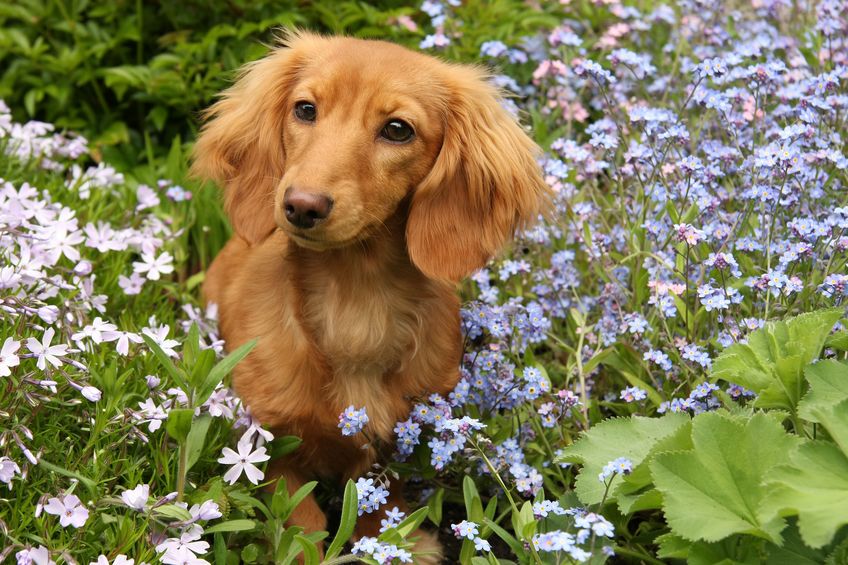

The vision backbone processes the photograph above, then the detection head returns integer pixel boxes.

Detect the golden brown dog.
[193,31,549,559]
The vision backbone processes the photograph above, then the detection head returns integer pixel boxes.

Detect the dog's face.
[275,42,444,250]
[193,32,550,281]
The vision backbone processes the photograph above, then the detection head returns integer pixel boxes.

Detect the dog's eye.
[380,120,415,143]
[294,101,317,122]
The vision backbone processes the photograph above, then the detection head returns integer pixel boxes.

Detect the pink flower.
[43,493,89,528]
[0,336,21,376]
[118,272,146,295]
[26,328,69,370]
[121,484,150,511]
[133,251,174,281]
[218,438,270,485]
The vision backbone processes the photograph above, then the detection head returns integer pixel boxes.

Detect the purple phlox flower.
[0,337,21,377]
[43,493,89,528]
[121,484,150,511]
[155,524,210,564]
[217,436,270,485]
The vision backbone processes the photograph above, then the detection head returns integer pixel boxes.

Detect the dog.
[192,30,549,560]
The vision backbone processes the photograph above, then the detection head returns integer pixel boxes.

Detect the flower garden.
[1,0,848,563]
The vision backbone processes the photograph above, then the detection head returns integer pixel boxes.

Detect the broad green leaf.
[655,533,690,560]
[204,519,256,534]
[324,479,357,559]
[711,308,842,413]
[650,412,797,543]
[687,535,764,565]
[186,414,212,471]
[616,417,693,514]
[764,519,828,565]
[812,399,848,456]
[798,360,848,423]
[762,441,848,548]
[558,412,690,504]
[166,408,194,444]
[463,475,484,522]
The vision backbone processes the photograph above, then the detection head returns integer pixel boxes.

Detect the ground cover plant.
[1,0,848,563]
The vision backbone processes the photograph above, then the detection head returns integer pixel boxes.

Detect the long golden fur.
[193,31,549,559]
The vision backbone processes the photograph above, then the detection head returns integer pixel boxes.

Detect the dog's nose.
[283,188,333,229]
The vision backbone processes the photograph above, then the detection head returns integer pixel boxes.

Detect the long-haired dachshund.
[193,31,549,560]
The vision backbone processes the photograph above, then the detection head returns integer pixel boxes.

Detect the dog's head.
[193,31,550,282]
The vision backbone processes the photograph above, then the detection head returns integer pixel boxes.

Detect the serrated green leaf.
[655,533,690,559]
[711,308,842,413]
[558,412,690,504]
[764,519,828,565]
[651,412,797,543]
[762,439,848,548]
[798,360,848,423]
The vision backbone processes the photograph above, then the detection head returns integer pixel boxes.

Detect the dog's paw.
[411,528,443,564]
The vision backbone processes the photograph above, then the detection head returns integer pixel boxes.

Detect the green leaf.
[196,339,257,406]
[204,519,257,534]
[142,333,188,391]
[427,487,444,526]
[391,507,430,539]
[269,436,303,459]
[186,415,212,471]
[38,459,97,496]
[166,408,194,444]
[711,308,842,413]
[281,481,318,523]
[482,518,524,556]
[295,534,320,565]
[463,475,484,522]
[762,441,848,548]
[798,360,848,423]
[558,412,691,504]
[764,519,829,565]
[325,479,358,559]
[651,412,798,543]
[152,503,193,521]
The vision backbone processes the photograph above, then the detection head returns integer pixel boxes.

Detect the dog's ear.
[192,34,310,244]
[406,67,551,282]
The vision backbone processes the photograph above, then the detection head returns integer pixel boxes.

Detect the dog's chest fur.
[294,244,430,438]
